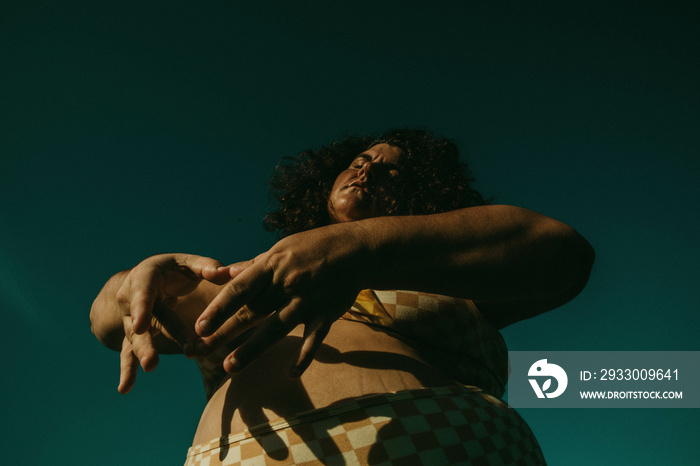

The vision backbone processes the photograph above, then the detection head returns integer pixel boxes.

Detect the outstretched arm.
[194,205,594,376]
[354,204,594,327]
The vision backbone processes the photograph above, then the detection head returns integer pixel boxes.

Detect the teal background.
[2,1,698,464]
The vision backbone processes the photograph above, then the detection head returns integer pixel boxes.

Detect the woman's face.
[327,143,404,223]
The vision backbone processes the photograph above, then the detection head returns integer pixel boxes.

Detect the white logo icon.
[528,359,568,398]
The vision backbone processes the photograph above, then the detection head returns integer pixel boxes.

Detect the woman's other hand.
[91,253,232,394]
[195,223,367,378]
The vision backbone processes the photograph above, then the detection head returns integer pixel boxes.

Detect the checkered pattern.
[344,290,509,397]
[184,386,545,465]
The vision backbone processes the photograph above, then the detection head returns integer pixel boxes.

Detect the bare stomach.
[192,319,455,445]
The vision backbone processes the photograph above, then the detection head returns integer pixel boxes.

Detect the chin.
[328,199,375,224]
[329,208,376,224]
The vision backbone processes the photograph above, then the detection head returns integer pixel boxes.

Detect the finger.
[196,263,272,337]
[152,300,189,349]
[118,337,139,394]
[290,318,332,378]
[226,260,254,280]
[123,316,159,372]
[224,300,304,374]
[194,306,264,356]
[126,266,164,335]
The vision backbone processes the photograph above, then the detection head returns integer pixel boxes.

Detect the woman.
[91,129,594,465]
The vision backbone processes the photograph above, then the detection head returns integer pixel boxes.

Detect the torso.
[191,319,455,445]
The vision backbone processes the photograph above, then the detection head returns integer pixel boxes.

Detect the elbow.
[566,221,595,287]
[574,234,595,297]
[548,222,595,305]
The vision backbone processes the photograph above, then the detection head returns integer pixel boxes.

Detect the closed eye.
[349,155,370,169]
[349,155,401,173]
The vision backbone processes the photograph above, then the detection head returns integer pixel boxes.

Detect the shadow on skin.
[218,337,338,462]
[216,334,450,462]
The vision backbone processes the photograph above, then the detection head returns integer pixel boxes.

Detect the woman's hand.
[102,254,232,393]
[194,223,368,378]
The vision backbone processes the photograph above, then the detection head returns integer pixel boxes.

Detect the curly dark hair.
[264,128,489,237]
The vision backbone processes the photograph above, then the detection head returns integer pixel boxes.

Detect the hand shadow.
[218,336,339,462]
[217,333,448,463]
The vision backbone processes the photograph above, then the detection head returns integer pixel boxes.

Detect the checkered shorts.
[184,385,545,465]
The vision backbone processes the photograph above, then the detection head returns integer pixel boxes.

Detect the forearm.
[90,270,130,351]
[354,205,594,322]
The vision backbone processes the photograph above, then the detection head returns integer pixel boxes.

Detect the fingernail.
[198,319,211,334]
[217,266,228,271]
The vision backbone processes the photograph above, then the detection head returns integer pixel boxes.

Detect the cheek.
[329,170,352,195]
[327,172,347,218]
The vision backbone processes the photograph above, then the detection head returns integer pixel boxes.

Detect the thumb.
[200,259,254,284]
[182,254,230,285]
[201,265,232,285]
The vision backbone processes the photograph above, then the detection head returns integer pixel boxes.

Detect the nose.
[357,161,375,182]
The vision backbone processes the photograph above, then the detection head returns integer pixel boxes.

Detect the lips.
[347,180,371,194]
